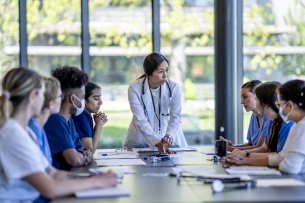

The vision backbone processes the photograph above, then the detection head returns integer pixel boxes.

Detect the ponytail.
[267,116,283,152]
[138,74,146,80]
[0,94,13,127]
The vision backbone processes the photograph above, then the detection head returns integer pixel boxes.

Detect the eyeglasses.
[56,94,63,100]
[275,100,287,108]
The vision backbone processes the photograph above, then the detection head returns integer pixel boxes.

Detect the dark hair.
[52,65,88,98]
[85,82,101,100]
[241,80,262,92]
[254,81,282,152]
[138,52,169,79]
[278,79,305,111]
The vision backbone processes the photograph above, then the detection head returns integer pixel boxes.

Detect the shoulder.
[46,113,66,125]
[282,121,294,128]
[72,110,91,121]
[129,79,143,91]
[0,119,29,149]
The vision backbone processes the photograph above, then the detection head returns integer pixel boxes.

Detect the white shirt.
[150,87,161,136]
[268,117,305,174]
[0,118,50,202]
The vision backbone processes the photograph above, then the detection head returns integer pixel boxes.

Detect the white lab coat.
[124,77,188,149]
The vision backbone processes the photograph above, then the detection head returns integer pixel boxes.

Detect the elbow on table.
[279,164,301,174]
[65,157,83,167]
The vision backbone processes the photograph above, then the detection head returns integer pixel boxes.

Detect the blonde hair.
[43,76,61,109]
[0,68,42,127]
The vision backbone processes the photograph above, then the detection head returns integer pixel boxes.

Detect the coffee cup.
[215,140,227,157]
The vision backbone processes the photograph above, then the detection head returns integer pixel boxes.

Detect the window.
[160,0,215,146]
[27,0,81,76]
[89,0,152,148]
[0,0,19,78]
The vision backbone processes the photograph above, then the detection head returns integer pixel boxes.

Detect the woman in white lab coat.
[124,52,188,154]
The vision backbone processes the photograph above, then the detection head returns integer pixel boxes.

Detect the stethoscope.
[141,76,172,134]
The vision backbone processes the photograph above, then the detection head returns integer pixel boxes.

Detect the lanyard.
[149,86,161,134]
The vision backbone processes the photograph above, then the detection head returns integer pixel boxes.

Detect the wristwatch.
[246,152,251,158]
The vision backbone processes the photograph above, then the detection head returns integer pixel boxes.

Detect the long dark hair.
[254,81,282,152]
[278,79,305,111]
[85,82,101,101]
[138,52,169,79]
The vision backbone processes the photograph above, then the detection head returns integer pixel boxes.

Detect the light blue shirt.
[29,117,53,164]
[277,121,294,152]
[246,114,272,145]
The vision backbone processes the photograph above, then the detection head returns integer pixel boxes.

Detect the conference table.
[52,146,305,203]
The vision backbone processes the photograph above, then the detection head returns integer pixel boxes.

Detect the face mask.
[72,94,85,116]
[279,102,291,123]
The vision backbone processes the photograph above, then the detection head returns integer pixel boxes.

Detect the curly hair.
[52,65,88,90]
[52,65,88,100]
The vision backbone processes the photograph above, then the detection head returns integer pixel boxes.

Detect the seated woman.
[231,82,293,157]
[224,80,305,174]
[28,76,62,164]
[124,52,188,154]
[220,80,272,152]
[72,82,108,154]
[0,68,117,202]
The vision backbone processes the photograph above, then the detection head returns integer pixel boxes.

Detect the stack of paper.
[95,159,147,166]
[95,152,139,160]
[226,166,281,175]
[256,178,305,187]
[132,147,196,153]
[75,185,130,198]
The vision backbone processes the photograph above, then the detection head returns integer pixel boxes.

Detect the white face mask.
[72,94,85,116]
[279,102,291,123]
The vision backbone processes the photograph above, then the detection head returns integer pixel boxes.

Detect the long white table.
[51,147,305,202]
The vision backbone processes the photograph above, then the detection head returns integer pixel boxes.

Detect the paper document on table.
[226,168,281,175]
[256,178,305,187]
[89,167,136,175]
[201,151,232,155]
[169,153,195,158]
[95,153,139,160]
[96,159,147,166]
[75,185,130,198]
[229,166,271,170]
[132,147,196,153]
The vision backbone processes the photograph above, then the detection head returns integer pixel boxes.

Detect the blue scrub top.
[28,117,52,165]
[276,121,294,152]
[72,110,94,139]
[44,113,83,170]
[247,114,272,145]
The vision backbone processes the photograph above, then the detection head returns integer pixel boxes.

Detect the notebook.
[75,185,130,198]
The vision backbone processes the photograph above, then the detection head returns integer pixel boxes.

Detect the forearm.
[25,172,100,199]
[230,145,260,151]
[49,167,88,180]
[247,147,267,153]
[248,152,273,159]
[244,157,269,166]
[232,143,251,147]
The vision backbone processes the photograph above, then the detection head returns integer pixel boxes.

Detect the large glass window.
[0,0,19,78]
[27,0,81,76]
[89,0,152,148]
[243,0,305,141]
[160,0,215,146]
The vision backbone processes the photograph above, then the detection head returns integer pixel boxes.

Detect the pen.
[231,157,244,161]
[101,153,118,156]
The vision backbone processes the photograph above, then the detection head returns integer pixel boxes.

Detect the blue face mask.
[279,102,291,123]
